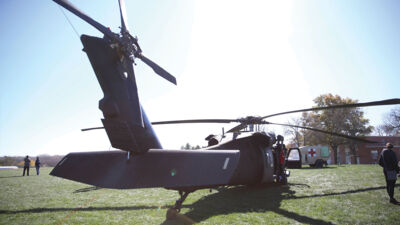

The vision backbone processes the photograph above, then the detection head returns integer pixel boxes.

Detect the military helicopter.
[51,0,400,217]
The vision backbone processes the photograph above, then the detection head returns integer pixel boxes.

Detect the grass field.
[0,165,399,225]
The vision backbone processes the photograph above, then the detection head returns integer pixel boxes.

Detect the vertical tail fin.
[81,35,161,153]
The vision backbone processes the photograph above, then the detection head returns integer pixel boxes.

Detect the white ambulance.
[286,145,330,168]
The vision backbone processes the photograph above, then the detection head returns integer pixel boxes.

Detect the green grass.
[0,165,399,224]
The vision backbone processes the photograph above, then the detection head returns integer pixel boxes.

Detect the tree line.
[181,143,201,150]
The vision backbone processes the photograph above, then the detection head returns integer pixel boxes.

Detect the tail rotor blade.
[138,54,177,85]
[54,0,116,40]
[118,0,129,32]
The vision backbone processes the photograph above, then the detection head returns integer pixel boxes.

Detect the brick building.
[331,136,400,164]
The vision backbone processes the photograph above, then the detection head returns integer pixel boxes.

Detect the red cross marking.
[308,148,316,157]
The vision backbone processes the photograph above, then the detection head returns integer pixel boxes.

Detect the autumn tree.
[285,94,373,164]
[342,106,373,163]
[311,94,373,164]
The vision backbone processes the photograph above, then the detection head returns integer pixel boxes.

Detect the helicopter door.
[286,148,302,169]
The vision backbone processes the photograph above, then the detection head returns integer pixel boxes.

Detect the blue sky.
[0,0,399,156]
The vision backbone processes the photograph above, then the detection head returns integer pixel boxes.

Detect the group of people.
[379,142,400,205]
[22,155,41,176]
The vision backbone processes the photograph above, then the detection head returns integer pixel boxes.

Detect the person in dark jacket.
[379,143,400,204]
[35,157,41,175]
[22,155,31,176]
[205,134,219,147]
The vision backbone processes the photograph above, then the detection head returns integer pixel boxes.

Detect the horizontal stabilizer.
[50,149,240,189]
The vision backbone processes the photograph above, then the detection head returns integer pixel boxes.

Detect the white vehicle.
[286,145,330,168]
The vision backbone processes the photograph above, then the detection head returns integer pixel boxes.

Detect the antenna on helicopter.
[221,127,226,141]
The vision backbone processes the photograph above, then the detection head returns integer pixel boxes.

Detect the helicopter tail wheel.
[166,208,179,220]
[167,191,196,224]
[166,208,196,224]
[167,191,190,218]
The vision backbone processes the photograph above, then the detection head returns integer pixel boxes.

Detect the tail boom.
[50,149,240,189]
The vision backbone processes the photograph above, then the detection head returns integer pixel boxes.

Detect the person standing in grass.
[22,155,31,176]
[379,143,400,204]
[35,157,41,175]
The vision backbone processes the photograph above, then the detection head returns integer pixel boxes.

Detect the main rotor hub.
[118,32,142,61]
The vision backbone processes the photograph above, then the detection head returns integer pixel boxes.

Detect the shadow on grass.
[2,184,398,224]
[0,205,168,214]
[289,183,311,188]
[289,184,399,200]
[0,175,23,179]
[73,186,102,193]
[299,166,337,170]
[179,183,400,224]
[181,184,334,225]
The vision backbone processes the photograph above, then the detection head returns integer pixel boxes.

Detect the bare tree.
[284,112,317,147]
[284,117,303,147]
[374,124,388,136]
[380,106,400,136]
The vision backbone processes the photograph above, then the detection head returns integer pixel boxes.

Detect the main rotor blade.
[152,119,237,125]
[262,98,400,119]
[268,122,378,143]
[118,0,129,33]
[54,0,116,40]
[138,54,177,85]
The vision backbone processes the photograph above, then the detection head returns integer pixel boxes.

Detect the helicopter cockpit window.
[288,150,300,161]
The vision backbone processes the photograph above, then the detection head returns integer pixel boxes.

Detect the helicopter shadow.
[179,184,334,225]
[73,186,102,193]
[299,166,337,170]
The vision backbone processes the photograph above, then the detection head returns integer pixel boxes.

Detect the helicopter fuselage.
[51,34,284,190]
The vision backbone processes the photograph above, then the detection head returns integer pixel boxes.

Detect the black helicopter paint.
[51,0,400,217]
